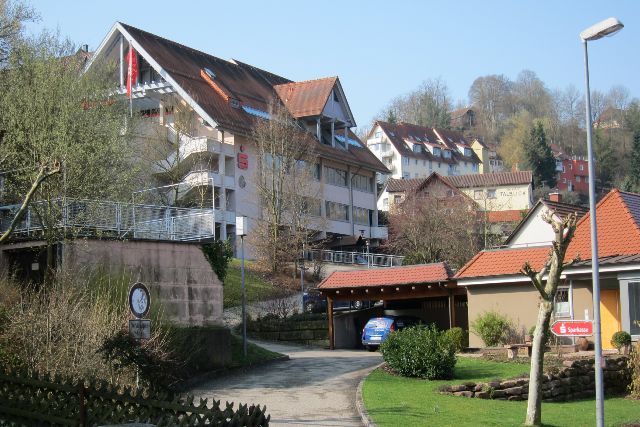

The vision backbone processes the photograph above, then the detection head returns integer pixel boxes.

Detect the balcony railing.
[0,199,216,242]
[304,249,404,267]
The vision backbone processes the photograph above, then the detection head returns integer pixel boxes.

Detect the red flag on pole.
[126,46,138,97]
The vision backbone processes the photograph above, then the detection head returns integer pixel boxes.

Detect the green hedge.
[380,324,457,380]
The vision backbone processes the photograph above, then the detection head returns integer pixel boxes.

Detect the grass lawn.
[224,259,283,308]
[363,358,639,427]
[228,334,284,368]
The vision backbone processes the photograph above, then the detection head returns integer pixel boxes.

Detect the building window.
[429,160,433,170]
[374,131,382,139]
[414,158,418,165]
[579,164,584,171]
[474,190,483,200]
[413,145,422,153]
[555,286,571,317]
[487,189,497,199]
[324,166,347,187]
[383,198,388,208]
[472,163,478,172]
[629,282,640,335]
[325,201,349,222]
[394,195,402,204]
[353,173,373,193]
[303,198,322,217]
[433,147,441,157]
[443,150,452,159]
[576,176,581,183]
[403,157,409,166]
[353,207,370,225]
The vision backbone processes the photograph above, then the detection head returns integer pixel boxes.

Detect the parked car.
[303,288,371,313]
[361,315,422,351]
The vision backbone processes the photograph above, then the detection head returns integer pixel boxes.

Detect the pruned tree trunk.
[522,211,577,426]
[526,299,553,425]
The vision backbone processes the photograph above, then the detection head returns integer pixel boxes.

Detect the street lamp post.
[236,216,248,357]
[580,17,624,427]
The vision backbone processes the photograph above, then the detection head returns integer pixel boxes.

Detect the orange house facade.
[456,189,640,349]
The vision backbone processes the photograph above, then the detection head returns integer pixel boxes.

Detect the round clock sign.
[129,282,150,319]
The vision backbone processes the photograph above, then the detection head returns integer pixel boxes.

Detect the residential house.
[450,107,476,131]
[366,121,481,182]
[551,145,589,194]
[456,189,640,348]
[379,171,533,215]
[86,22,389,253]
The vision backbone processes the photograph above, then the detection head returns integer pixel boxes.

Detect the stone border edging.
[356,362,384,427]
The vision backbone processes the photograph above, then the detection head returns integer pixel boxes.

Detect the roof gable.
[274,77,336,118]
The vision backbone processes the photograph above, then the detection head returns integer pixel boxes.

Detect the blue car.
[361,316,421,351]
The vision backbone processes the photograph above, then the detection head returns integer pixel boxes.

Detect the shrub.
[611,331,632,350]
[201,239,234,282]
[471,311,511,347]
[380,324,457,380]
[444,327,468,353]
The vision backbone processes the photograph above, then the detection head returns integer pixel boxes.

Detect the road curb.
[355,362,384,427]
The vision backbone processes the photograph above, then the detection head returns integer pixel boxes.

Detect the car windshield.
[365,318,392,329]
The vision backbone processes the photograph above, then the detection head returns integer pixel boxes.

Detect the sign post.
[128,282,151,390]
[550,320,593,337]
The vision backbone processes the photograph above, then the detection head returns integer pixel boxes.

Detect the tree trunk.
[525,299,553,426]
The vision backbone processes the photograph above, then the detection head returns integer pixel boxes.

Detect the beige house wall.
[461,183,532,212]
[466,280,595,347]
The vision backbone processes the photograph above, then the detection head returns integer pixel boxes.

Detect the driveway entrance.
[192,341,382,426]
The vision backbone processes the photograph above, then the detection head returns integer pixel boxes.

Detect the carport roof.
[318,262,453,290]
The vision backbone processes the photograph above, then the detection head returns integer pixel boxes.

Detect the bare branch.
[0,161,60,244]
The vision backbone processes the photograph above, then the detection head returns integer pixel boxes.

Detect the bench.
[504,343,533,359]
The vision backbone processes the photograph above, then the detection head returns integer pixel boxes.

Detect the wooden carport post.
[327,295,335,350]
[448,290,456,329]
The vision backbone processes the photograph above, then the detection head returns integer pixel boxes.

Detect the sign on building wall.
[237,144,248,170]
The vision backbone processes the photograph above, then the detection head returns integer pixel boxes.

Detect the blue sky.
[29,1,639,129]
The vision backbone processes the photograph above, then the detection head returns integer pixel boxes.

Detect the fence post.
[78,382,87,427]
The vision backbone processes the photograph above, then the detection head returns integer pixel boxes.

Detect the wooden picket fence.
[0,367,269,426]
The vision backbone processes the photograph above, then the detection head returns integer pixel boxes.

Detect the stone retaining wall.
[247,318,328,347]
[441,357,630,402]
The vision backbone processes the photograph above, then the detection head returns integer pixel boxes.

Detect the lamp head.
[580,17,624,41]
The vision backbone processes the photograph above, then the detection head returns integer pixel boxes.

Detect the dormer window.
[443,150,452,159]
[413,145,422,153]
[464,147,472,157]
[433,147,441,157]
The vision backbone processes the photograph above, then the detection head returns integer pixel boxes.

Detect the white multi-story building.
[366,121,482,183]
[87,22,389,254]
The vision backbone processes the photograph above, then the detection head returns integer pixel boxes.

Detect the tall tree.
[622,130,640,192]
[593,129,617,194]
[0,0,36,64]
[468,74,513,140]
[250,101,323,273]
[0,32,138,273]
[512,70,553,119]
[378,78,452,128]
[522,211,577,426]
[386,187,481,269]
[523,122,557,188]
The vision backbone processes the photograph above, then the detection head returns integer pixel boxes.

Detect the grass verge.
[228,334,284,368]
[224,259,282,308]
[363,357,639,427]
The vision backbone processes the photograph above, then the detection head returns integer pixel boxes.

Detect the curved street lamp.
[580,17,623,427]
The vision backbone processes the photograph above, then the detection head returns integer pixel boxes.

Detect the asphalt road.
[192,341,382,426]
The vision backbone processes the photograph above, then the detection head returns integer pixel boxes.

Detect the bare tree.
[378,78,452,128]
[521,211,577,426]
[250,101,324,273]
[468,74,513,141]
[386,186,481,269]
[512,70,553,119]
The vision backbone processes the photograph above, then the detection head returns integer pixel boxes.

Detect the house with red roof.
[456,189,640,348]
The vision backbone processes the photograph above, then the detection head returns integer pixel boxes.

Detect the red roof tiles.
[486,210,525,223]
[567,189,640,261]
[319,263,452,289]
[455,246,551,280]
[444,171,533,188]
[274,77,337,118]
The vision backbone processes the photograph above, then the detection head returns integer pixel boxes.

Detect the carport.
[318,262,467,349]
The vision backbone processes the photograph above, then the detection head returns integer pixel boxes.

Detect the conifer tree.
[524,122,557,188]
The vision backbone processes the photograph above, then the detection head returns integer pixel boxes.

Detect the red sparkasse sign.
[550,320,593,337]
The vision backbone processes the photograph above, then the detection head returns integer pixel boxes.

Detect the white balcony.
[380,149,395,159]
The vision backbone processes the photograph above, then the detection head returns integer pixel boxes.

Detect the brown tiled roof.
[455,246,551,280]
[119,23,387,173]
[444,171,533,188]
[385,177,427,193]
[274,77,337,118]
[486,210,526,223]
[374,121,458,165]
[319,263,453,289]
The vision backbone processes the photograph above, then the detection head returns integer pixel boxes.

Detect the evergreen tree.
[622,130,640,192]
[593,130,617,195]
[524,122,557,188]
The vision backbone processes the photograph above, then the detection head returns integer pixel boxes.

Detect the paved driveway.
[192,341,382,426]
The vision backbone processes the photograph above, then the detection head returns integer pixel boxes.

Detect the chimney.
[549,192,562,203]
[82,44,89,53]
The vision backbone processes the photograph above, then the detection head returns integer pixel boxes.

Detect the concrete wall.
[62,239,222,326]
